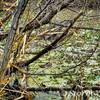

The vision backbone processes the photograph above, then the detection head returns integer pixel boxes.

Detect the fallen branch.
[14,42,99,76]
[27,86,100,92]
[17,12,83,67]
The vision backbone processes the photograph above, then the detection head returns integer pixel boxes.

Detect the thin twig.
[27,86,100,92]
[50,22,100,31]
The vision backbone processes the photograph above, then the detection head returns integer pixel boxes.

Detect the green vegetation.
[0,0,100,100]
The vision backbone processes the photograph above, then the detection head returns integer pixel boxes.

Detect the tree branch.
[0,0,74,41]
[50,22,100,31]
[17,12,83,67]
[27,86,100,92]
[23,0,74,32]
[14,42,99,76]
[1,0,28,72]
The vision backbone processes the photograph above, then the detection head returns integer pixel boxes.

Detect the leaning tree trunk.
[0,0,28,99]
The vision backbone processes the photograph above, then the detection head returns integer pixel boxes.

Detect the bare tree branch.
[14,41,99,76]
[27,86,100,92]
[17,12,83,67]
[23,0,74,32]
[0,0,74,41]
[1,0,28,73]
[50,22,100,31]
